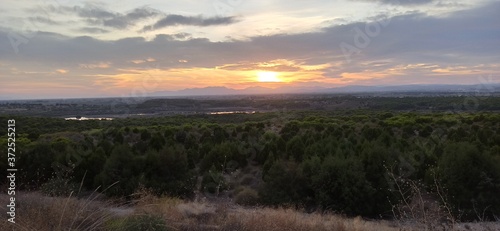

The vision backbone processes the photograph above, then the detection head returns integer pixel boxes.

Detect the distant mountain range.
[150,84,500,97]
[2,84,500,101]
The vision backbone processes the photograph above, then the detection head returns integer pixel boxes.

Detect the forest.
[1,102,500,223]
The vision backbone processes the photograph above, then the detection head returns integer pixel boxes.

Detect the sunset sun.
[257,71,281,82]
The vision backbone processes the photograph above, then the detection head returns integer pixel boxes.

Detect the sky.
[0,0,499,99]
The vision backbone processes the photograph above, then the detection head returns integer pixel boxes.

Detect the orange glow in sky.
[257,71,281,82]
[0,1,499,99]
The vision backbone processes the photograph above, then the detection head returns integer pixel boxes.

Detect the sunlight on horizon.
[257,71,282,83]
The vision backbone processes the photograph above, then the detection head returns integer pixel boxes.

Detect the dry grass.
[1,191,499,231]
[0,191,111,231]
[129,190,400,231]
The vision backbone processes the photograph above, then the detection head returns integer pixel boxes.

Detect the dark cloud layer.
[72,5,116,18]
[28,16,60,25]
[142,15,238,31]
[61,5,160,29]
[57,4,236,30]
[102,8,160,29]
[78,27,110,34]
[1,2,498,79]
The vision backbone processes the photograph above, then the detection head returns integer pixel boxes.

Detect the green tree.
[286,135,305,161]
[76,147,106,189]
[18,142,56,188]
[149,132,166,151]
[312,156,376,216]
[141,129,151,141]
[144,145,195,197]
[437,142,500,220]
[200,142,246,173]
[98,145,141,196]
[259,160,311,206]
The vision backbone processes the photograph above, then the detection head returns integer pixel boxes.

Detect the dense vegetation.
[1,108,500,221]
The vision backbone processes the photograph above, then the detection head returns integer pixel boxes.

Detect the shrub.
[259,160,310,206]
[234,187,259,206]
[98,145,141,196]
[201,168,227,195]
[143,145,195,198]
[437,142,500,221]
[312,156,376,216]
[239,174,255,185]
[40,176,80,197]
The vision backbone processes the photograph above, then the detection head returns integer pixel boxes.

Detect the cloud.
[60,4,160,29]
[0,1,498,86]
[102,8,161,29]
[70,4,116,19]
[28,16,60,25]
[172,33,191,40]
[58,4,235,31]
[55,69,68,74]
[217,60,305,72]
[142,15,238,31]
[79,27,110,34]
[355,0,434,5]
